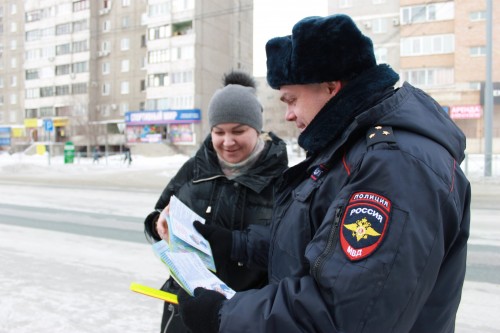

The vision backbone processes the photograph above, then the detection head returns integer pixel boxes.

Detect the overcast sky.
[253,0,328,77]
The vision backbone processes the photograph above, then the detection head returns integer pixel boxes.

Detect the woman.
[143,70,288,333]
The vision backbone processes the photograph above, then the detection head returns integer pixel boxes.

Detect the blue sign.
[125,109,201,125]
[44,119,54,132]
[0,138,11,146]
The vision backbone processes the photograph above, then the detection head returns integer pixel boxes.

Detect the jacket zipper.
[312,206,343,280]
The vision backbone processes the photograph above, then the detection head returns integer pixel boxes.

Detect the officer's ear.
[326,81,343,97]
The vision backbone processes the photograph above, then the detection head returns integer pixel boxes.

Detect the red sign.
[450,105,483,119]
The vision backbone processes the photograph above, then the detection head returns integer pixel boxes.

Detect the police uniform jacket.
[222,65,471,332]
[145,132,288,291]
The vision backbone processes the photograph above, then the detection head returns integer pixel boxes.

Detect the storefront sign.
[449,105,482,119]
[125,109,201,125]
[24,118,42,128]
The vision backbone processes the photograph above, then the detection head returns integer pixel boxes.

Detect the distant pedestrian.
[123,145,132,166]
[92,146,101,164]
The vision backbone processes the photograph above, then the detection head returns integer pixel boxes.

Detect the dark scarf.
[298,64,400,154]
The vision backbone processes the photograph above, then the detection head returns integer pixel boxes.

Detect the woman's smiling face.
[211,123,259,163]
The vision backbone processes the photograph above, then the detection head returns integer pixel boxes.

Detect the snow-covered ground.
[0,150,499,332]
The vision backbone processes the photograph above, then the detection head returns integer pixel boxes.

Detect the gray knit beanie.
[208,71,263,132]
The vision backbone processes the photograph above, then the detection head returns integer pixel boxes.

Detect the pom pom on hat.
[208,70,263,132]
[266,14,377,89]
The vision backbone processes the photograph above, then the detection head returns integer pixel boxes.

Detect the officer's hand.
[194,221,233,270]
[178,287,226,333]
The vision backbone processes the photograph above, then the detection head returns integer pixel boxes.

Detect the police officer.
[177,14,471,333]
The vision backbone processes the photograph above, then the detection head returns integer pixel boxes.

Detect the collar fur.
[298,64,400,154]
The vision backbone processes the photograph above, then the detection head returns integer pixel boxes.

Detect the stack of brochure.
[152,195,235,299]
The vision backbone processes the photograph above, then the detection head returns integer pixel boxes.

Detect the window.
[120,103,129,115]
[401,2,454,25]
[101,41,111,52]
[56,64,71,76]
[172,21,192,36]
[401,34,454,56]
[172,0,194,11]
[148,3,169,18]
[40,27,55,38]
[25,49,40,60]
[26,30,40,41]
[26,69,39,80]
[10,94,17,105]
[11,58,16,68]
[40,107,55,117]
[103,20,111,32]
[121,38,130,51]
[468,82,481,91]
[401,68,453,87]
[372,18,387,34]
[72,40,88,53]
[11,76,17,87]
[122,0,131,6]
[102,62,110,74]
[171,46,194,60]
[121,81,130,95]
[56,85,70,96]
[102,83,110,95]
[25,109,38,118]
[56,23,71,35]
[57,2,72,15]
[72,83,87,94]
[148,73,168,87]
[121,59,130,72]
[171,95,193,109]
[10,39,16,50]
[122,16,130,28]
[73,0,90,11]
[148,24,171,40]
[26,10,41,22]
[40,86,54,97]
[171,71,193,84]
[26,89,40,99]
[148,49,170,64]
[470,46,486,56]
[72,61,88,73]
[56,106,72,117]
[469,11,486,21]
[56,43,71,55]
[10,22,16,32]
[73,19,88,33]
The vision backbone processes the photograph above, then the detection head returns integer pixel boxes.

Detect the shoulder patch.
[366,125,396,147]
[340,192,391,261]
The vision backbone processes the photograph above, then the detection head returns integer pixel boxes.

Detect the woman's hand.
[156,205,170,241]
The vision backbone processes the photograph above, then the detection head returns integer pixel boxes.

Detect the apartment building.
[0,0,254,155]
[327,0,499,153]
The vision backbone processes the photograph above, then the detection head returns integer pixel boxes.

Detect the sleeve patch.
[340,192,391,261]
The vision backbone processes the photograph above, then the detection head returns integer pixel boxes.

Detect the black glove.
[178,287,226,333]
[194,221,233,271]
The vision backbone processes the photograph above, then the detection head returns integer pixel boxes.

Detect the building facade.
[0,0,254,155]
[323,0,500,153]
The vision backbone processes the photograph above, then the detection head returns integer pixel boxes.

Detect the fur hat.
[208,70,263,132]
[266,14,377,89]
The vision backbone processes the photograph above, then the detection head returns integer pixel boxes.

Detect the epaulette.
[366,125,397,147]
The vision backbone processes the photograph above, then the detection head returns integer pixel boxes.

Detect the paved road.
[0,176,499,332]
